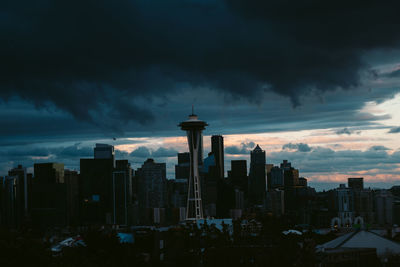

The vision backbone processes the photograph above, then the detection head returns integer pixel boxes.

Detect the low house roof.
[319,230,400,256]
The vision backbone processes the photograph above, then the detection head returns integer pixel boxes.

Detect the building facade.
[248,145,266,206]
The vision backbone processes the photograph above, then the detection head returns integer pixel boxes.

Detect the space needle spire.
[179,109,208,221]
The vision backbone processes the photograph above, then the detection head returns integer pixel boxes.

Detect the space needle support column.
[179,112,208,221]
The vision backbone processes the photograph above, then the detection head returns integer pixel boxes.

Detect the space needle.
[179,108,208,221]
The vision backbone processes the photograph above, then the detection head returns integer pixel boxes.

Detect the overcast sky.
[1,0,400,191]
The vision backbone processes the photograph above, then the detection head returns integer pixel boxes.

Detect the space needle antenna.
[178,109,208,221]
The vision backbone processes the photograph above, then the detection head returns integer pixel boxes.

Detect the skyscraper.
[80,146,115,224]
[248,145,266,205]
[230,160,248,194]
[266,189,285,216]
[202,153,218,217]
[211,135,224,179]
[31,163,67,228]
[135,158,166,224]
[94,143,115,167]
[335,184,354,227]
[8,165,31,220]
[34,163,64,184]
[265,163,273,190]
[0,176,20,228]
[135,158,166,209]
[348,177,364,191]
[284,168,299,188]
[280,160,292,171]
[64,170,80,225]
[178,152,190,164]
[112,160,133,225]
[175,152,190,180]
[179,112,208,221]
[269,166,284,189]
[278,160,299,188]
[375,190,393,226]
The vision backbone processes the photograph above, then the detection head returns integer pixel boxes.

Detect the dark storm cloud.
[0,84,396,146]
[385,69,400,78]
[268,145,400,174]
[115,149,129,159]
[225,146,246,155]
[368,145,390,151]
[1,0,400,129]
[282,143,312,152]
[152,147,179,158]
[335,127,362,135]
[129,146,152,158]
[57,144,93,158]
[225,141,255,155]
[129,146,177,158]
[388,127,400,133]
[0,144,93,161]
[336,128,352,135]
[0,147,51,159]
[0,144,95,174]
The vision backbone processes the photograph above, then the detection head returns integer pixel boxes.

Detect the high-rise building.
[167,179,188,223]
[230,188,245,219]
[179,112,208,221]
[248,145,266,205]
[211,135,224,179]
[169,179,188,209]
[80,157,114,224]
[34,163,64,184]
[175,152,190,180]
[81,151,134,226]
[335,184,354,226]
[353,188,374,224]
[284,168,299,188]
[298,177,307,187]
[265,164,273,190]
[0,177,4,225]
[280,160,292,171]
[201,153,218,217]
[265,164,273,173]
[266,189,284,216]
[112,160,133,225]
[278,160,300,188]
[348,177,364,191]
[374,190,393,226]
[393,201,400,225]
[8,165,32,221]
[0,176,21,228]
[64,170,80,225]
[230,160,248,194]
[136,158,166,209]
[135,158,167,224]
[94,143,115,167]
[178,152,190,164]
[269,166,284,189]
[31,162,67,228]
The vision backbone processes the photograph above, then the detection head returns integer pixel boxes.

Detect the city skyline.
[1,127,399,192]
[1,1,400,191]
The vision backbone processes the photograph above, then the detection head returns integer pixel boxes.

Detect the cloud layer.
[1,0,400,129]
[388,127,400,133]
[225,142,255,155]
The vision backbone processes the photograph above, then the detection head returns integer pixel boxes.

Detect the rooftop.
[319,229,400,257]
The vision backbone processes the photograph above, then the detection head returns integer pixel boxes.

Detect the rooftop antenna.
[192,104,194,115]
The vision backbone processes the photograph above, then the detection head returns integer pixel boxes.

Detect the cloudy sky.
[1,0,400,190]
